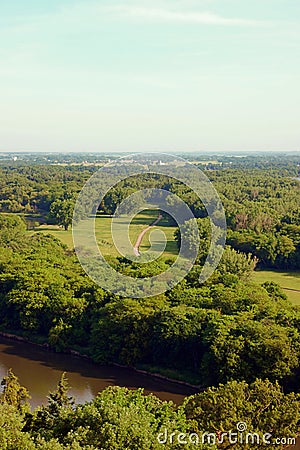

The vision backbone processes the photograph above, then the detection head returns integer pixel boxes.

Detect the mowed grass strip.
[252,270,300,305]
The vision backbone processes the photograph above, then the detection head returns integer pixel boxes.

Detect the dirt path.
[133,214,163,257]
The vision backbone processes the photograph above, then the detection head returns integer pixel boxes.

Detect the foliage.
[49,199,75,231]
[184,378,300,450]
[0,368,30,412]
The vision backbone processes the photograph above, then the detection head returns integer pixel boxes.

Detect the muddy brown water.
[0,337,197,408]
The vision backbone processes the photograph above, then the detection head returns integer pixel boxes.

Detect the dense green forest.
[0,153,299,448]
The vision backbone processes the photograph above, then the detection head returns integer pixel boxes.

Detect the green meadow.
[30,210,178,259]
[252,270,300,305]
[30,215,300,306]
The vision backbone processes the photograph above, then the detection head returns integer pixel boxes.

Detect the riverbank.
[0,330,202,392]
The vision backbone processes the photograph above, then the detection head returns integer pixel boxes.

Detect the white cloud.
[108,5,267,26]
[0,1,270,37]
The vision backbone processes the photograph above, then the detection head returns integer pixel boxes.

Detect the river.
[0,337,197,408]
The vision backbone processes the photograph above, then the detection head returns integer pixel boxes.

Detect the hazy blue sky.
[0,0,299,152]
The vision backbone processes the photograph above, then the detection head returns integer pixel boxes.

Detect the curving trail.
[133,214,163,257]
[283,288,300,293]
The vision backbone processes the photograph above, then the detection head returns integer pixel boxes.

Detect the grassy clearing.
[28,217,300,306]
[28,225,74,248]
[29,210,178,259]
[252,270,300,305]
